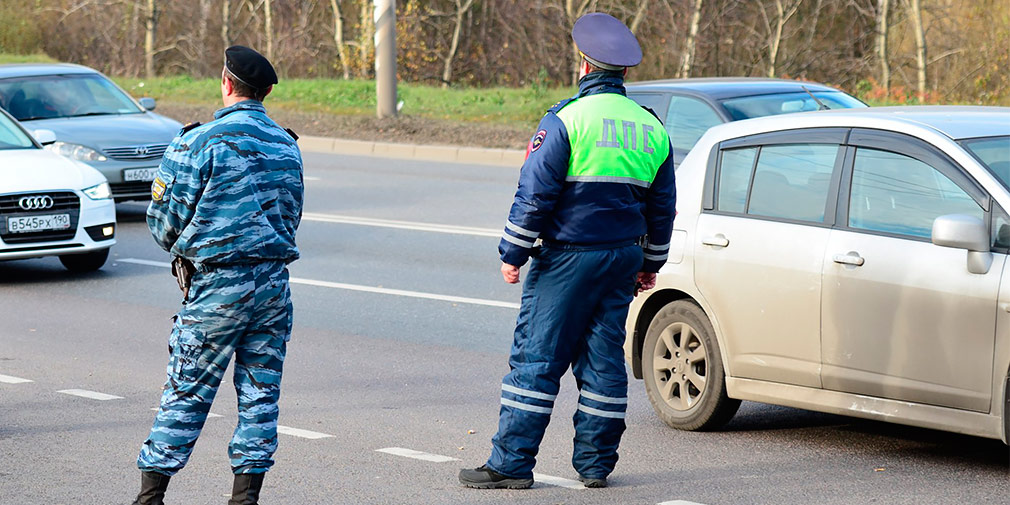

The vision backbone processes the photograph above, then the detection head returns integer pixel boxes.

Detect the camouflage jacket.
[147,100,303,267]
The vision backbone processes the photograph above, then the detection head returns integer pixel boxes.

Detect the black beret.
[225,45,278,90]
[572,13,642,69]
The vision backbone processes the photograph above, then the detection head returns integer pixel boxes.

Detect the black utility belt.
[541,237,644,251]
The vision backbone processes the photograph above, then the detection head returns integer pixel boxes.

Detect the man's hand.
[501,262,521,284]
[635,271,656,297]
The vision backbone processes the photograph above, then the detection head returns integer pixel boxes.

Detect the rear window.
[721,91,866,121]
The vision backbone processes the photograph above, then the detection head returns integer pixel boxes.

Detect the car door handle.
[701,235,729,248]
[833,253,865,267]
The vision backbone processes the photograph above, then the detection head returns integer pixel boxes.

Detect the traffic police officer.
[459,12,676,489]
[131,45,303,505]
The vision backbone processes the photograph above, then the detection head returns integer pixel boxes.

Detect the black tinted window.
[747,144,838,222]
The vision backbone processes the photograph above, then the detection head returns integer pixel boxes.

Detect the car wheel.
[642,300,740,431]
[59,248,109,273]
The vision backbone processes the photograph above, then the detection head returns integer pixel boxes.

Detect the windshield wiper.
[69,111,116,118]
[801,86,830,110]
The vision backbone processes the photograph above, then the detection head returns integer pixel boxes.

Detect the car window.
[0,112,34,149]
[992,203,1010,251]
[716,148,757,213]
[848,147,984,239]
[747,144,837,222]
[960,136,1010,189]
[665,95,722,155]
[0,74,142,121]
[627,92,669,119]
[720,91,867,121]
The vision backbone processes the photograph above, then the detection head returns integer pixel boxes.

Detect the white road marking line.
[119,258,521,310]
[57,389,123,401]
[658,501,710,505]
[303,176,322,181]
[0,374,33,384]
[277,425,333,440]
[533,472,585,489]
[375,447,460,463]
[150,407,222,418]
[301,213,500,238]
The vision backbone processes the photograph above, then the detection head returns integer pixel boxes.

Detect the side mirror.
[32,129,57,145]
[138,97,156,111]
[932,214,992,274]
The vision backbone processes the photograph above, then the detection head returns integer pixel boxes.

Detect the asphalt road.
[1,152,1007,505]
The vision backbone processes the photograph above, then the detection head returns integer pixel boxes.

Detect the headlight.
[83,182,112,200]
[45,142,108,162]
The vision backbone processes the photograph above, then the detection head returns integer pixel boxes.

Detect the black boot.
[131,471,170,505]
[228,473,265,505]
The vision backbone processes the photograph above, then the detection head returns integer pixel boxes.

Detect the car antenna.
[802,85,829,111]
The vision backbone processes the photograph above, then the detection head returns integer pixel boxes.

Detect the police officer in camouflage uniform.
[131,45,303,505]
[459,13,676,490]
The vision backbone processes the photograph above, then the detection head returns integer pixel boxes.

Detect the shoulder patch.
[530,129,547,153]
[151,176,167,202]
[284,127,299,141]
[180,122,202,134]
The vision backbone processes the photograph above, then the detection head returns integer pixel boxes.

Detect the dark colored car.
[0,63,182,201]
[626,78,867,166]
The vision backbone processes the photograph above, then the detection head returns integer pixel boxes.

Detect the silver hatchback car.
[0,63,181,201]
[625,106,1010,443]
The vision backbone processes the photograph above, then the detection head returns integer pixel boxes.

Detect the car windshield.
[0,111,35,150]
[960,136,1010,188]
[720,91,867,120]
[0,73,142,121]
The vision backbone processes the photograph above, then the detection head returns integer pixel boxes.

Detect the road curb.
[298,135,525,167]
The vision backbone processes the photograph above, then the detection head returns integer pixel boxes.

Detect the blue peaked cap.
[571,13,642,68]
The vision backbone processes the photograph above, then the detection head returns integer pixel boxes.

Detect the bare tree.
[758,0,804,78]
[264,0,274,60]
[143,0,157,77]
[330,0,351,79]
[629,0,650,34]
[222,0,232,47]
[876,0,890,90]
[442,0,475,87]
[679,0,704,78]
[909,0,926,97]
[563,0,598,85]
[358,0,374,78]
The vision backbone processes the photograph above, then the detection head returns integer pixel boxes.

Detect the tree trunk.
[679,0,703,78]
[330,0,350,79]
[358,0,374,78]
[629,0,649,34]
[264,0,273,61]
[565,0,594,86]
[222,0,231,48]
[442,0,474,87]
[767,0,802,78]
[910,0,926,98]
[877,0,890,90]
[197,0,211,75]
[144,0,157,78]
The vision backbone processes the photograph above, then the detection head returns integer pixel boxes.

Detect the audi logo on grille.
[18,195,54,211]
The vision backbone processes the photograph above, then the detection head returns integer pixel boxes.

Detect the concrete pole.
[374,0,397,118]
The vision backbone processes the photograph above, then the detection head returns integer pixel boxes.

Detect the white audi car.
[0,107,116,271]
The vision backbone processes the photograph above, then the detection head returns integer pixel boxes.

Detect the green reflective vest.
[556,93,671,188]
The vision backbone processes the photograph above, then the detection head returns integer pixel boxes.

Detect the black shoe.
[228,473,265,505]
[578,475,608,488]
[131,471,170,505]
[458,465,534,489]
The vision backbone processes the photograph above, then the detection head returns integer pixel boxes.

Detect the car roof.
[625,77,843,100]
[0,63,99,79]
[710,105,1010,141]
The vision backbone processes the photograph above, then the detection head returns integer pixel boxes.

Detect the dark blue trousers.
[487,243,642,480]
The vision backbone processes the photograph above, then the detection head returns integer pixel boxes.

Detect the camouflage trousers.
[137,261,292,476]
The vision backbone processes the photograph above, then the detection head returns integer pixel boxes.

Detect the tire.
[641,300,740,431]
[59,248,109,273]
